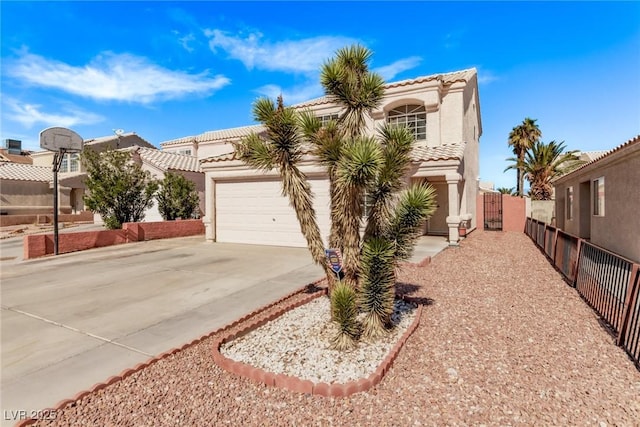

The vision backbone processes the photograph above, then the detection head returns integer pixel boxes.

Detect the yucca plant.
[385,184,438,261]
[330,281,360,350]
[359,238,396,339]
[233,96,333,280]
[235,45,437,349]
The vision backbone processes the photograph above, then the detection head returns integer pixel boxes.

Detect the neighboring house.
[1,139,33,164]
[161,68,482,247]
[30,133,156,214]
[554,135,640,263]
[129,146,204,221]
[0,163,52,215]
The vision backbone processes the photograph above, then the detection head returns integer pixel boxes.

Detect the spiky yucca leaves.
[320,45,385,140]
[234,96,329,276]
[330,281,360,350]
[359,238,396,339]
[299,111,345,251]
[334,136,383,288]
[364,124,416,240]
[385,183,438,262]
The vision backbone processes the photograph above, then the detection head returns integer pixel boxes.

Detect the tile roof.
[201,142,466,165]
[160,125,265,147]
[556,135,640,181]
[163,68,477,146]
[136,147,202,172]
[0,162,52,182]
[578,150,609,162]
[0,149,33,164]
[84,132,156,149]
[294,68,477,108]
[411,143,466,162]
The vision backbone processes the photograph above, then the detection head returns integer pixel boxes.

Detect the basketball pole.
[52,148,66,255]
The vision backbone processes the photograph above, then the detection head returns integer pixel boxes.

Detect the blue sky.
[2,1,639,189]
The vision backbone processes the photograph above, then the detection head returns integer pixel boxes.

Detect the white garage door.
[215,178,331,247]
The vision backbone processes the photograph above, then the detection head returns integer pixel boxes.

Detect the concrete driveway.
[1,236,325,425]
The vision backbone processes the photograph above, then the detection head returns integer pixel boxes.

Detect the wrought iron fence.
[554,230,580,285]
[576,242,632,333]
[544,225,556,259]
[524,217,640,370]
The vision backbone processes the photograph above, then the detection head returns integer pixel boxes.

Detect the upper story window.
[593,177,605,216]
[177,149,192,156]
[319,113,339,125]
[60,153,80,172]
[387,104,426,141]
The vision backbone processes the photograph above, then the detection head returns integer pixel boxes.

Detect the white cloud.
[374,56,422,81]
[6,51,230,103]
[4,98,104,128]
[177,32,196,53]
[204,29,357,73]
[477,70,499,85]
[255,82,324,105]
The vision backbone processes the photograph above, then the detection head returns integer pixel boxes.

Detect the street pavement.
[0,232,447,426]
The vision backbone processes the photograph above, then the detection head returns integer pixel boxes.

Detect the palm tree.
[496,187,515,195]
[507,118,541,196]
[506,140,583,200]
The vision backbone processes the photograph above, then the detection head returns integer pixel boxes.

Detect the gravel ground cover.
[32,231,640,426]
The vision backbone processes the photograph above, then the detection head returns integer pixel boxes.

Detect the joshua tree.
[506,140,582,200]
[507,118,541,196]
[235,45,436,349]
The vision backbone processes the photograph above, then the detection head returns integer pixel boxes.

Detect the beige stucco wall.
[531,200,555,224]
[460,76,481,230]
[0,180,53,214]
[554,142,640,262]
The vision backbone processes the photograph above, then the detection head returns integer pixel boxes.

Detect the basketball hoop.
[39,127,85,255]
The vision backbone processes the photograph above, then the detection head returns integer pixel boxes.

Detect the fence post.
[617,263,640,346]
[571,238,584,288]
[551,227,559,263]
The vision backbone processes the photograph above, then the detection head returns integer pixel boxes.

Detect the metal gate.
[484,193,503,230]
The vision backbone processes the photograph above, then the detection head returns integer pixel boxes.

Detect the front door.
[427,182,448,235]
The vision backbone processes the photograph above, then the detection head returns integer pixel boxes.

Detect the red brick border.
[14,278,423,425]
[211,290,423,398]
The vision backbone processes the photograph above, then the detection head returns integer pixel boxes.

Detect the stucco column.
[445,173,462,246]
[203,174,215,242]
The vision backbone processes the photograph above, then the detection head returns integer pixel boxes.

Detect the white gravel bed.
[31,232,640,427]
[221,297,417,383]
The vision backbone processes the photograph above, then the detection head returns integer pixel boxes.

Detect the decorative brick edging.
[14,279,326,427]
[211,291,424,398]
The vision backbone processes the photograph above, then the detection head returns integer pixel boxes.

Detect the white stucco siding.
[215,178,331,247]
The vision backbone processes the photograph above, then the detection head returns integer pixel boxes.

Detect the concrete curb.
[211,290,424,398]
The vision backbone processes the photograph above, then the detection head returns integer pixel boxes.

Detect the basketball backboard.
[39,127,84,152]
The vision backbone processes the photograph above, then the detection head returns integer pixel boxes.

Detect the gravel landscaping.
[31,231,640,426]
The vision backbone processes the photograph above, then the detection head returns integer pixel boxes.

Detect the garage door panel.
[216,179,330,247]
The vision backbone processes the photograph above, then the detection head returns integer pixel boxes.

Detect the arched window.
[387,104,426,141]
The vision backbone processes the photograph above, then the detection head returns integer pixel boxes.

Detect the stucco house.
[161,68,482,247]
[554,135,640,263]
[128,147,204,221]
[3,133,204,222]
[29,133,156,214]
[0,163,52,215]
